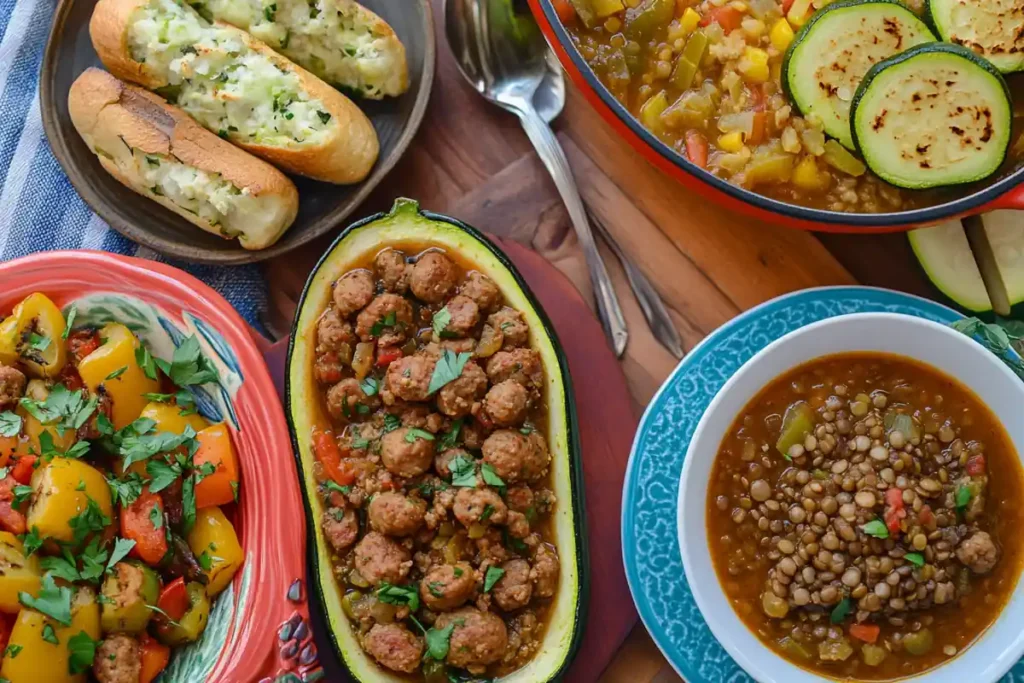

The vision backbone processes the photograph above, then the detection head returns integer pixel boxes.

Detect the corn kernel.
[604,16,622,32]
[680,8,701,33]
[792,156,830,192]
[738,46,770,83]
[718,131,745,153]
[770,18,795,51]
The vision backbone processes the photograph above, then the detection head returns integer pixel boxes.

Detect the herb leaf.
[62,305,77,340]
[438,418,462,451]
[67,631,100,674]
[481,463,505,489]
[105,538,136,574]
[424,623,456,661]
[830,596,852,624]
[483,566,505,592]
[404,428,435,443]
[146,459,182,494]
[955,484,971,511]
[163,336,219,387]
[904,552,925,567]
[427,350,472,395]
[19,574,72,625]
[0,412,21,438]
[861,519,890,539]
[376,582,420,612]
[432,307,451,338]
[449,455,478,488]
[359,377,379,397]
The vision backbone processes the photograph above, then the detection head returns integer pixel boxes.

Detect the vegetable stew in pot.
[706,353,1024,680]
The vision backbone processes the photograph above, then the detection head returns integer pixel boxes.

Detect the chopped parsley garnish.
[107,472,144,507]
[405,428,435,443]
[424,622,456,661]
[4,644,22,658]
[448,455,478,488]
[438,418,462,451]
[105,366,128,381]
[105,538,136,574]
[68,498,111,545]
[955,484,971,511]
[27,333,51,352]
[40,554,81,583]
[0,412,21,438]
[141,392,174,403]
[861,519,889,539]
[370,311,397,337]
[11,485,31,507]
[480,504,495,522]
[79,538,110,583]
[21,527,42,557]
[67,631,100,674]
[135,345,158,381]
[483,566,505,592]
[830,596,852,624]
[41,623,59,645]
[359,377,379,397]
[481,463,505,489]
[18,384,98,437]
[263,3,276,21]
[904,552,925,567]
[19,574,72,625]
[325,481,350,496]
[154,335,218,388]
[182,473,197,534]
[147,458,183,494]
[376,582,420,612]
[432,307,452,338]
[427,350,472,395]
[317,110,332,124]
[62,304,77,339]
[427,582,445,599]
[382,414,401,433]
[149,504,164,530]
[120,425,198,471]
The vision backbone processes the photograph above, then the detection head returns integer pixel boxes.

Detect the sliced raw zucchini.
[851,43,1012,189]
[927,0,1024,73]
[782,0,935,150]
[981,210,1024,308]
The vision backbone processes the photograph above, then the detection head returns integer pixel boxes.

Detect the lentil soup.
[706,352,1024,680]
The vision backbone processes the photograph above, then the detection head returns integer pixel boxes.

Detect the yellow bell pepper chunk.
[0,294,67,378]
[792,156,832,192]
[16,380,77,457]
[0,531,41,614]
[717,131,746,153]
[680,7,701,33]
[737,46,770,83]
[639,91,669,132]
[592,0,625,18]
[787,0,812,26]
[77,324,160,430]
[1,585,100,683]
[770,18,794,51]
[27,459,112,545]
[140,402,209,435]
[187,506,243,596]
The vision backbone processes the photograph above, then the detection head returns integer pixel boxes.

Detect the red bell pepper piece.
[966,454,986,476]
[375,346,402,367]
[10,456,36,486]
[122,489,168,565]
[157,577,189,622]
[312,428,356,487]
[685,131,709,169]
[849,623,880,644]
[700,6,743,32]
[139,632,171,683]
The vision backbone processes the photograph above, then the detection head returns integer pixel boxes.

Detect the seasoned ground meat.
[505,485,534,513]
[314,351,345,385]
[461,419,491,450]
[493,559,533,612]
[460,271,501,313]
[375,248,410,293]
[486,349,543,388]
[530,543,559,598]
[436,607,508,673]
[326,378,379,423]
[436,361,488,418]
[369,492,427,537]
[354,532,412,586]
[92,634,141,683]
[488,307,529,349]
[435,448,470,479]
[505,510,530,539]
[392,403,444,433]
[384,354,434,403]
[322,508,359,553]
[362,623,423,674]
[355,294,414,346]
[410,252,459,303]
[482,430,550,483]
[420,561,476,611]
[483,380,528,427]
[454,487,508,527]
[442,295,480,338]
[0,365,26,410]
[381,427,435,478]
[957,531,999,574]
[317,308,355,351]
[333,269,375,317]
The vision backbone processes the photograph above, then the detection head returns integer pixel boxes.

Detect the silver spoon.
[445,0,629,357]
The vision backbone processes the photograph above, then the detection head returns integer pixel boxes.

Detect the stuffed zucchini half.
[286,198,587,683]
[782,0,935,150]
[927,0,1024,73]
[851,43,1013,189]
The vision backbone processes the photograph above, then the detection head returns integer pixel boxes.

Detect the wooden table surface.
[261,0,944,679]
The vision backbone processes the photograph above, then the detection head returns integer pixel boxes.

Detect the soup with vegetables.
[706,353,1024,680]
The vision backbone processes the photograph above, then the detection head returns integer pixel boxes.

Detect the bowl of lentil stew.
[679,312,1024,682]
[527,0,1024,231]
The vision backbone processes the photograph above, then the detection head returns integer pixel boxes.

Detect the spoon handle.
[514,105,629,357]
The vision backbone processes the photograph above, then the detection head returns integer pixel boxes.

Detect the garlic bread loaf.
[89,0,380,184]
[68,67,299,250]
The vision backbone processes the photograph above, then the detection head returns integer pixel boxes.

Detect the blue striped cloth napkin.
[0,0,267,331]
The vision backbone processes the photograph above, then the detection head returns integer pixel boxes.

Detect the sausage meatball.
[487,307,529,348]
[483,380,528,427]
[461,419,491,450]
[460,271,501,313]
[391,402,444,433]
[316,308,355,351]
[333,269,375,317]
[93,635,141,683]
[410,251,459,303]
[435,608,508,673]
[486,348,543,388]
[531,543,560,598]
[454,487,508,527]
[505,484,535,513]
[374,248,410,293]
[493,559,533,611]
[437,361,488,418]
[369,492,427,537]
[362,623,423,674]
[322,508,359,553]
[354,531,412,586]
[356,294,414,346]
[326,378,379,423]
[957,531,999,574]
[0,365,26,410]
[506,510,530,539]
[441,295,480,338]
[384,354,435,403]
[435,448,471,479]
[420,562,476,611]
[482,430,550,483]
[381,427,435,477]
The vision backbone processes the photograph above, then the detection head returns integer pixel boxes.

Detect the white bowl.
[677,312,1024,683]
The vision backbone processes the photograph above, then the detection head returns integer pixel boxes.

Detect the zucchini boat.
[851,43,1013,189]
[927,0,1024,73]
[285,198,588,683]
[782,0,935,150]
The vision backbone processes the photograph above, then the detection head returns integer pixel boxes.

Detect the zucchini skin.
[925,0,1024,74]
[850,42,1013,189]
[285,200,589,683]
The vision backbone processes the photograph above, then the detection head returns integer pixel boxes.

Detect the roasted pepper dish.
[307,244,564,681]
[0,292,243,683]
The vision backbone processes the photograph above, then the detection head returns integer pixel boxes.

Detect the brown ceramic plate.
[40,0,435,265]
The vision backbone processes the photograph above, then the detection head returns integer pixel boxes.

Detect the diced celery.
[818,637,854,662]
[671,31,708,90]
[624,0,675,41]
[861,643,887,666]
[776,401,814,456]
[822,140,867,177]
[640,90,669,131]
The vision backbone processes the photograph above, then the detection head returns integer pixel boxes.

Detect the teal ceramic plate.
[621,286,1024,682]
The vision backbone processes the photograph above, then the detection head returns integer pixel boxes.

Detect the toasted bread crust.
[89,0,380,184]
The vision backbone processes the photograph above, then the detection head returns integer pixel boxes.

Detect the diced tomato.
[0,613,11,654]
[140,632,171,683]
[315,351,343,384]
[66,329,101,364]
[122,489,168,565]
[966,455,986,476]
[312,428,357,487]
[884,487,906,534]
[849,623,880,644]
[376,346,402,367]
[10,456,36,486]
[553,0,576,23]
[699,6,742,32]
[157,577,189,622]
[58,363,85,392]
[685,131,709,168]
[782,0,796,13]
[0,476,25,536]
